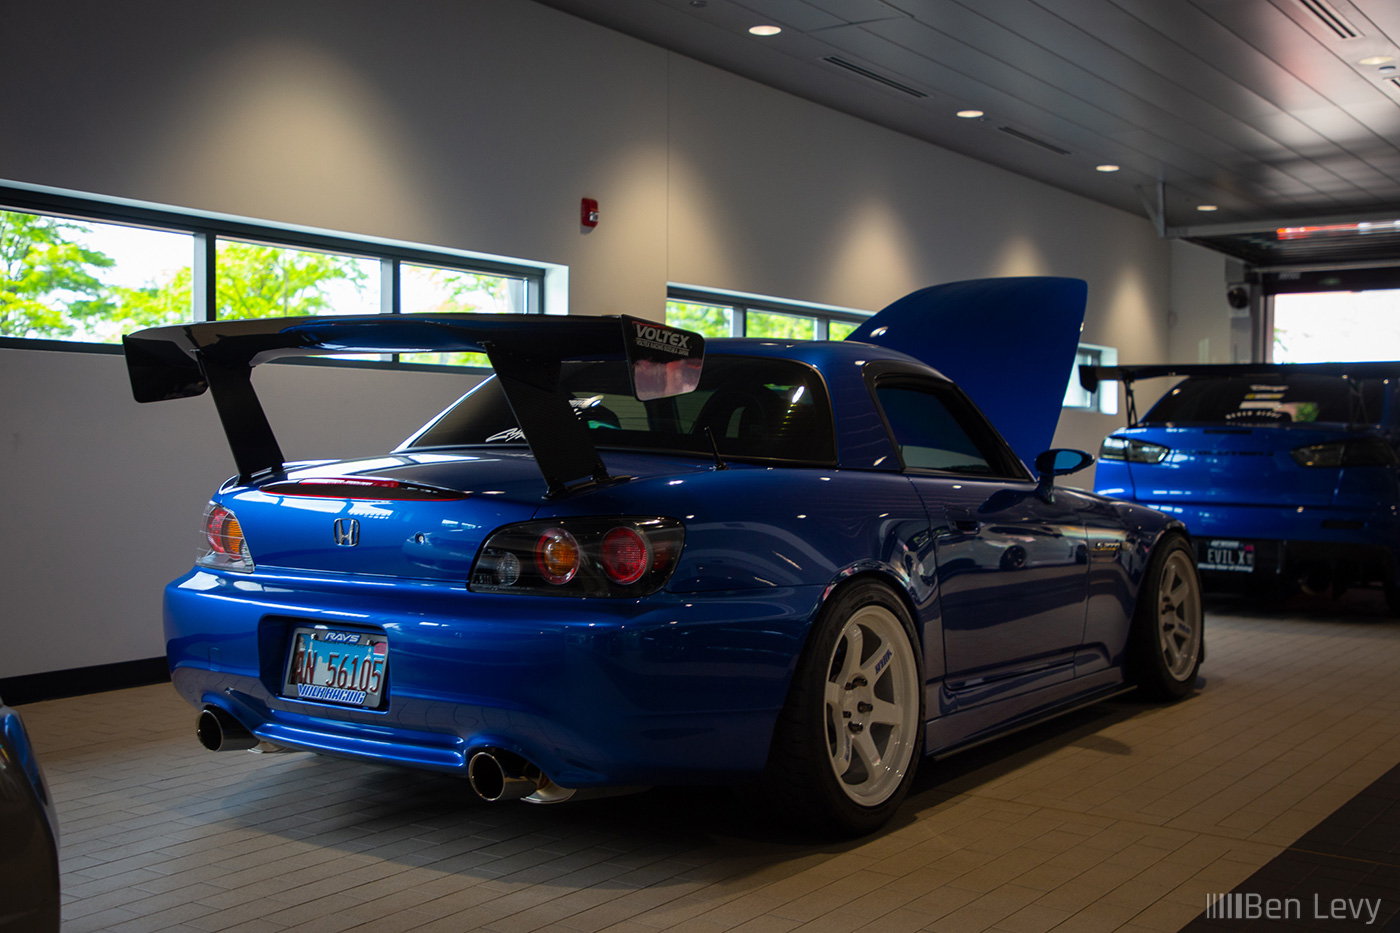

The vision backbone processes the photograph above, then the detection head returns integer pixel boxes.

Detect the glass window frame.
[0,185,545,372]
[1063,342,1119,415]
[666,286,869,341]
[867,369,1031,481]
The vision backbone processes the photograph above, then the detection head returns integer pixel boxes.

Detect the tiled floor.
[16,594,1400,933]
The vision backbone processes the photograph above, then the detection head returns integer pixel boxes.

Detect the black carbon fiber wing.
[122,314,704,493]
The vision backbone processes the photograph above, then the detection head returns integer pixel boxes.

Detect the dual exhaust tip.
[196,707,546,802]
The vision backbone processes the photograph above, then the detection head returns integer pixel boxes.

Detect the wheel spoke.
[867,697,904,729]
[836,625,863,685]
[824,678,845,710]
[831,721,853,770]
[1161,628,1182,667]
[852,730,882,772]
[857,631,893,685]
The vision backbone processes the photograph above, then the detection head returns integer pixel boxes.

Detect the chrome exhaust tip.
[467,748,539,802]
[196,706,259,752]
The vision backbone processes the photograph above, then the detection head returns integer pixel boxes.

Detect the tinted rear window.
[1144,375,1384,425]
[409,355,836,463]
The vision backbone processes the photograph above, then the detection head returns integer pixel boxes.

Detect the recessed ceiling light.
[1096,164,1120,173]
[1359,55,1395,65]
[748,24,781,36]
[1197,204,1219,212]
[956,109,984,119]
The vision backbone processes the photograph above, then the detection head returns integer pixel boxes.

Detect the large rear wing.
[1081,361,1400,426]
[122,314,705,494]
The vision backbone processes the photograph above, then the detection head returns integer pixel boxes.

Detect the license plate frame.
[280,626,389,709]
[1199,539,1255,573]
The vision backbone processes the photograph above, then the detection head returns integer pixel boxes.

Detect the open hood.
[848,277,1088,466]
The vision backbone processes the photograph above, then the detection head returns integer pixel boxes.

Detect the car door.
[871,375,1089,695]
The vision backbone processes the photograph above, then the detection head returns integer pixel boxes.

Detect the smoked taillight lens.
[472,517,684,596]
[535,528,581,585]
[1099,436,1170,463]
[600,527,649,585]
[197,502,254,572]
[1291,438,1398,468]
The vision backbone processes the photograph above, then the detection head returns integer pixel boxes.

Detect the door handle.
[944,506,981,533]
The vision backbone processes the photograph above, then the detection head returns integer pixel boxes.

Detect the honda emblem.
[332,518,360,547]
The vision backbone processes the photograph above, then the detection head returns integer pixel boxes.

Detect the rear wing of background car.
[122,314,704,495]
[1081,361,1400,427]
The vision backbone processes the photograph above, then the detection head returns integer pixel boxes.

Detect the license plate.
[281,627,388,708]
[1200,539,1254,573]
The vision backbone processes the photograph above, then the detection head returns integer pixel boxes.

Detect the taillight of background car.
[471,517,684,596]
[197,502,255,572]
[1291,438,1399,468]
[1099,436,1170,463]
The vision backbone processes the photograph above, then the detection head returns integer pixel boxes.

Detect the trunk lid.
[1120,425,1349,507]
[223,450,708,581]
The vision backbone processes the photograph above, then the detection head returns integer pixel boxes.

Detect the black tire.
[1130,534,1204,701]
[758,580,924,837]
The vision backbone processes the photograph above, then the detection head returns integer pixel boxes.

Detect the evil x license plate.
[1200,539,1255,573]
[281,627,388,708]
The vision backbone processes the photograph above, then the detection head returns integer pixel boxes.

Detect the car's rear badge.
[332,518,360,547]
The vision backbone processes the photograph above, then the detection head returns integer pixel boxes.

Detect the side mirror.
[1034,448,1094,501]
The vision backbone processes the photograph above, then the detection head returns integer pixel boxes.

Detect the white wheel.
[759,580,924,836]
[1156,549,1202,682]
[821,604,921,805]
[1132,535,1203,700]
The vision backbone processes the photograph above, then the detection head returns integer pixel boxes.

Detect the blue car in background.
[0,696,60,933]
[1084,362,1400,612]
[123,278,1203,836]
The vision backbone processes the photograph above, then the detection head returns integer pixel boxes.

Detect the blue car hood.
[847,277,1088,467]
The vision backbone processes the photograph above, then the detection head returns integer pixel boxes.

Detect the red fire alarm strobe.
[581,198,599,228]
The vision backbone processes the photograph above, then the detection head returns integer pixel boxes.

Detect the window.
[1273,289,1400,363]
[666,288,867,342]
[410,356,837,464]
[0,211,193,342]
[1063,343,1118,414]
[400,262,527,366]
[664,299,735,338]
[0,188,543,369]
[215,239,380,320]
[1143,375,1384,426]
[828,319,860,340]
[874,380,1025,478]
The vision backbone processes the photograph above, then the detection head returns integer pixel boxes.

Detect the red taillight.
[206,505,244,556]
[535,528,581,585]
[601,526,650,585]
[472,517,684,597]
[198,502,254,572]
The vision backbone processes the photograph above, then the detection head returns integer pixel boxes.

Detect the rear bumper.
[165,569,817,789]
[1126,501,1400,586]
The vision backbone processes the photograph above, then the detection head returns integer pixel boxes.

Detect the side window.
[875,382,1018,477]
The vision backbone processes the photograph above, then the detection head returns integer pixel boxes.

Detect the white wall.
[0,0,1202,678]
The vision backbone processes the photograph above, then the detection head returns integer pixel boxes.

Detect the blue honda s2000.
[123,278,1202,835]
[1084,362,1400,613]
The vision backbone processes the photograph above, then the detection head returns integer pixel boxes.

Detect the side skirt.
[924,677,1135,761]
